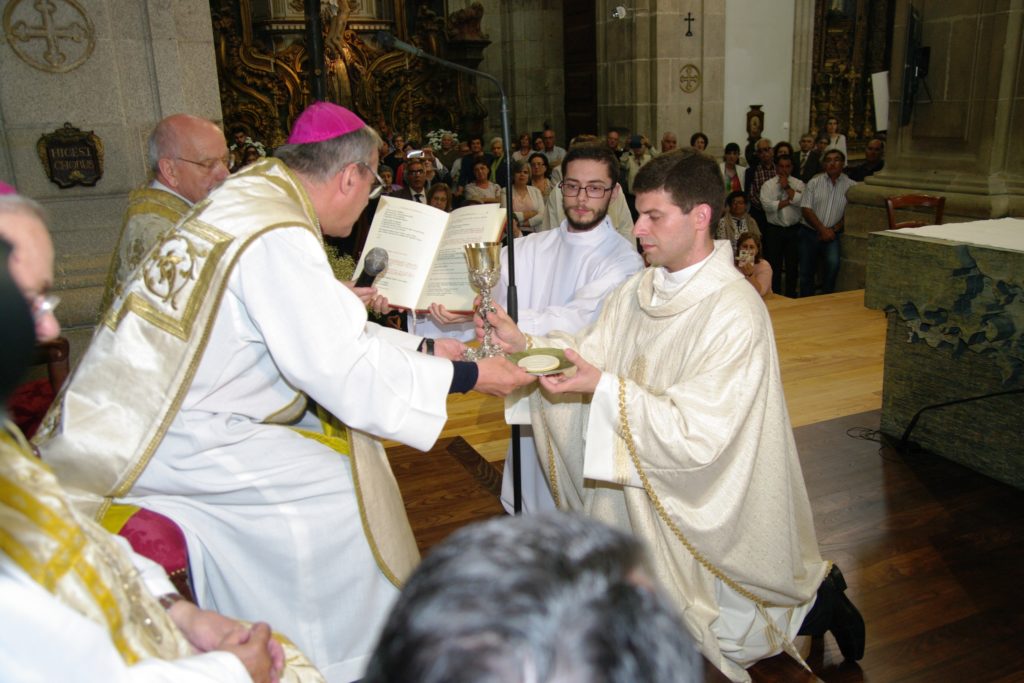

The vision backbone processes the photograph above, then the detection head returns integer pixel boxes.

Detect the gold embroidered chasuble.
[2,422,325,681]
[1,424,192,665]
[100,186,191,314]
[35,158,420,586]
[528,242,828,682]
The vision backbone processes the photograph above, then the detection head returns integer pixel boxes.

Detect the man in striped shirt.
[799,149,856,296]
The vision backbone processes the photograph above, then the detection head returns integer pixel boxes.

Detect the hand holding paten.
[538,348,600,395]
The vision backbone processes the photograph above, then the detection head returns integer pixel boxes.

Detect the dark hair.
[363,513,701,683]
[426,183,452,211]
[736,231,763,263]
[561,144,621,187]
[774,154,794,168]
[725,190,747,208]
[690,132,709,148]
[633,151,725,222]
[724,142,740,155]
[824,148,846,164]
[773,141,793,158]
[527,152,551,178]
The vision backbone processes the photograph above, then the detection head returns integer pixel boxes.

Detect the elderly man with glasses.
[100,114,231,313]
[37,102,533,682]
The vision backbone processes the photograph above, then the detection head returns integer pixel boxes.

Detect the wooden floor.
[388,290,1024,682]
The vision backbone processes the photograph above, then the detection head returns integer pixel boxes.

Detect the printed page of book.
[354,196,449,310]
[416,203,506,312]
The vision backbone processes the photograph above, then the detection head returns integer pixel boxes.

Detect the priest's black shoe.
[823,564,865,661]
[798,564,866,661]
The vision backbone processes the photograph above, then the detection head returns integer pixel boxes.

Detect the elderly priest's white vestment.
[36,159,454,683]
[529,242,828,682]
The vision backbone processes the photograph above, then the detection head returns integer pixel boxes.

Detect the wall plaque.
[37,123,104,188]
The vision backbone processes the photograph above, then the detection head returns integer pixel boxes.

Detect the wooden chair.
[885,194,946,229]
[8,338,70,439]
[33,337,70,392]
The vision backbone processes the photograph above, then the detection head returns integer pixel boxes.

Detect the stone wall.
[0,0,222,342]
[475,0,565,145]
[595,0,725,153]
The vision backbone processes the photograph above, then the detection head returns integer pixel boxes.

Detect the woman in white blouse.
[501,160,547,234]
[824,116,847,160]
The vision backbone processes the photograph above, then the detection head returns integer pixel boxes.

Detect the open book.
[353,196,506,313]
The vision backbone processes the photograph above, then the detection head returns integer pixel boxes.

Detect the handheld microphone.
[355,247,388,288]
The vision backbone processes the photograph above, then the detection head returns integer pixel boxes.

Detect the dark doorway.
[563,1,597,141]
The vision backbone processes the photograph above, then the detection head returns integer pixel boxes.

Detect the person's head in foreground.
[363,512,702,683]
[632,150,725,272]
[0,194,60,343]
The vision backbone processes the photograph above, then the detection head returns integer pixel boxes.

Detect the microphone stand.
[377,33,524,513]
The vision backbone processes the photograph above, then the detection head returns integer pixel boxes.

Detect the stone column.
[789,0,816,140]
[476,0,564,144]
[841,0,1024,291]
[0,0,222,344]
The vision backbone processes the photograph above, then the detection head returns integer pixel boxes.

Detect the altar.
[865,219,1024,489]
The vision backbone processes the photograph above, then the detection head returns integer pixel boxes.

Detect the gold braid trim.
[615,376,771,606]
[543,427,561,509]
[615,376,814,672]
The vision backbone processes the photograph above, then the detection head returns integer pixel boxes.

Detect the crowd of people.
[2,104,875,683]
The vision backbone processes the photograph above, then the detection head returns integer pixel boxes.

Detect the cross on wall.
[9,0,90,70]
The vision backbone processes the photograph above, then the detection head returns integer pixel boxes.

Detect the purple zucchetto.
[287,102,367,145]
[0,181,16,196]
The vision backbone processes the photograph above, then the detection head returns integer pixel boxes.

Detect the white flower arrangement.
[425,129,459,151]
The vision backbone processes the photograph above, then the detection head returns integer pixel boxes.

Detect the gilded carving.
[3,0,95,74]
[809,0,893,154]
[209,1,491,151]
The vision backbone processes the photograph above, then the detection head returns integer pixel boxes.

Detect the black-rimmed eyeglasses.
[560,181,613,198]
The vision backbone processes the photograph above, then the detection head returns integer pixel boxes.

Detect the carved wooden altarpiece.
[809,0,895,155]
[209,1,492,149]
